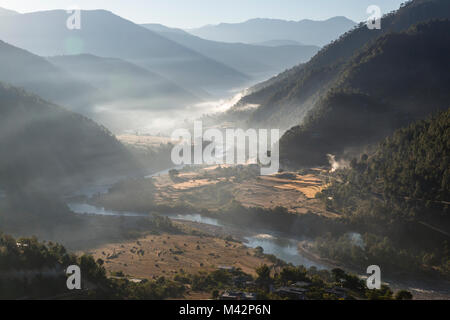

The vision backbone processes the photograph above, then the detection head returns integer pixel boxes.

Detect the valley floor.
[70,165,450,300]
[82,221,274,281]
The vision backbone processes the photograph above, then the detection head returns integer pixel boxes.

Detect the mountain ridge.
[187,16,356,46]
[0,39,98,114]
[142,23,320,78]
[279,18,450,167]
[234,0,450,131]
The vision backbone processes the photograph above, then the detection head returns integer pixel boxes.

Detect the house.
[218,265,235,272]
[219,291,256,300]
[232,275,253,288]
[325,287,348,299]
[275,287,308,300]
[291,281,311,288]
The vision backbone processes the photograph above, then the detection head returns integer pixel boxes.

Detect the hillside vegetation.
[316,109,450,276]
[0,233,407,300]
[232,0,450,132]
[0,82,139,192]
[142,24,320,78]
[280,19,450,166]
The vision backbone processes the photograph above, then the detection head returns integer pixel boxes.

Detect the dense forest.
[0,82,142,236]
[280,19,450,166]
[316,109,450,277]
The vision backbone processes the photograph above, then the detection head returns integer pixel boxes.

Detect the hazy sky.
[0,0,406,28]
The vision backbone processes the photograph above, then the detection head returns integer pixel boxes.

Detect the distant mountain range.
[0,39,206,132]
[0,9,249,97]
[142,23,320,79]
[0,40,98,114]
[0,7,356,103]
[187,17,357,47]
[0,7,340,133]
[0,7,18,16]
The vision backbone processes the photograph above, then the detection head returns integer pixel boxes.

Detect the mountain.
[0,82,139,192]
[0,7,19,16]
[187,17,356,47]
[142,23,319,79]
[0,10,249,96]
[318,108,450,275]
[330,108,450,213]
[0,40,203,133]
[233,0,450,131]
[279,18,450,167]
[252,40,305,47]
[48,54,200,111]
[0,40,98,114]
[142,23,189,35]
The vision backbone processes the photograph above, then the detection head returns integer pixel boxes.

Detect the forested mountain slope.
[315,109,450,276]
[279,20,450,166]
[0,83,139,193]
[234,0,450,130]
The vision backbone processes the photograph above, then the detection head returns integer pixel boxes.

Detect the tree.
[366,284,393,300]
[395,290,413,300]
[279,266,307,285]
[256,264,272,290]
[331,268,347,283]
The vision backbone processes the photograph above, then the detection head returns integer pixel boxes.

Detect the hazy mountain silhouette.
[0,10,249,97]
[188,17,356,47]
[279,19,450,167]
[0,7,19,16]
[0,82,140,192]
[0,40,98,114]
[142,23,190,35]
[142,23,319,79]
[252,40,305,47]
[49,54,200,111]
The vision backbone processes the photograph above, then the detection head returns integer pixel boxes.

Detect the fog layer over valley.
[0,9,325,134]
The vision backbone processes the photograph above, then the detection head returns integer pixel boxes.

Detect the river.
[67,168,326,269]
